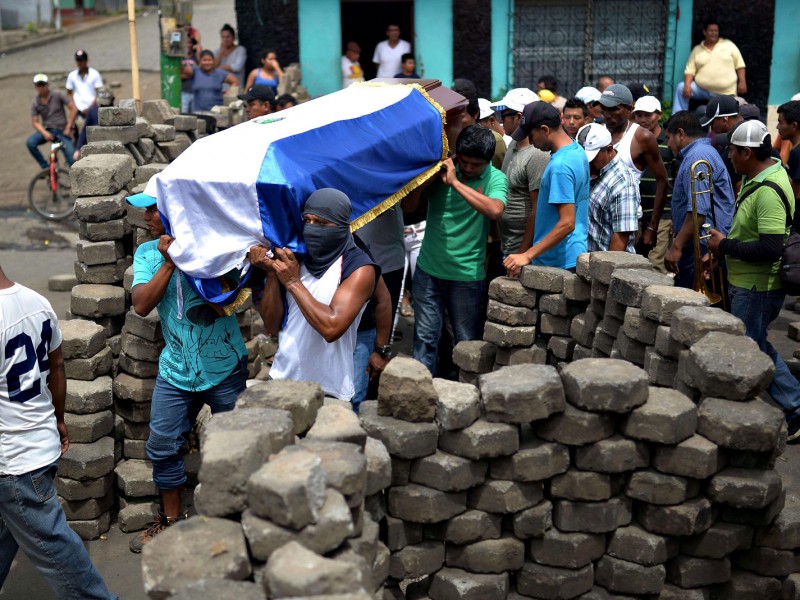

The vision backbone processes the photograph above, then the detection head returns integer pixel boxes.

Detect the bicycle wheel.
[28,167,74,220]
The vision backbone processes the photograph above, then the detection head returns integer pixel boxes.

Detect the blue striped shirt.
[588,156,639,252]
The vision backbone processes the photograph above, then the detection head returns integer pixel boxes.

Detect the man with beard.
[126,193,248,553]
[250,189,382,401]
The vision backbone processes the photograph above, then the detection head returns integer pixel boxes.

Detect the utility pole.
[158,0,192,109]
[127,0,141,113]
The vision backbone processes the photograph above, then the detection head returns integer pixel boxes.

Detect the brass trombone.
[690,159,725,308]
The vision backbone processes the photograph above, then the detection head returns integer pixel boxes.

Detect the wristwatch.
[374,344,392,358]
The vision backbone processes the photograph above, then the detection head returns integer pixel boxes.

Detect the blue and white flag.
[144,83,447,305]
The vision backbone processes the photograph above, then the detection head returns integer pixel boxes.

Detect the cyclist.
[26,73,76,170]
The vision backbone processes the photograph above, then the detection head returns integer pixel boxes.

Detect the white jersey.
[372,39,411,79]
[270,257,366,400]
[66,67,104,112]
[0,283,63,475]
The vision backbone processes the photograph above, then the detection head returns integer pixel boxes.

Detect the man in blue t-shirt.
[504,101,590,275]
[126,193,247,553]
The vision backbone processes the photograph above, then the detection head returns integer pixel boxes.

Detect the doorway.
[341,1,414,81]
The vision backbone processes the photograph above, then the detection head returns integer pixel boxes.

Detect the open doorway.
[341,1,414,81]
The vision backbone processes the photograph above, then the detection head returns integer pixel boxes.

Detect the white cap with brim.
[127,193,157,208]
[633,96,662,114]
[33,73,48,84]
[489,88,539,113]
[730,120,770,148]
[575,86,601,104]
[576,123,612,162]
[478,98,495,120]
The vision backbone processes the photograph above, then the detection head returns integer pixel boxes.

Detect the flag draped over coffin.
[143,83,447,306]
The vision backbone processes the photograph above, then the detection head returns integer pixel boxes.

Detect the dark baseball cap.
[238,85,275,103]
[700,95,739,127]
[75,49,88,61]
[511,101,561,141]
[627,82,651,101]
[598,84,634,108]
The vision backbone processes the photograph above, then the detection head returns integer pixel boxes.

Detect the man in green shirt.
[403,125,508,374]
[707,120,800,441]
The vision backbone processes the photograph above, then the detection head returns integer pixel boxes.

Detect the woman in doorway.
[214,23,247,89]
[245,49,284,96]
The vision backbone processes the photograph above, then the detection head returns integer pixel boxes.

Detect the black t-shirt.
[787,144,800,183]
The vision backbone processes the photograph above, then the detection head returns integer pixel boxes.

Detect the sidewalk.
[0,12,128,54]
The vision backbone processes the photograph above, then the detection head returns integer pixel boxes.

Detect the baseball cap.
[576,123,612,162]
[739,104,762,122]
[238,85,275,103]
[598,84,633,108]
[75,49,88,61]
[127,193,157,208]
[33,73,48,84]
[538,89,556,104]
[478,98,495,120]
[575,86,601,104]
[633,96,662,114]
[490,88,539,113]
[627,82,651,101]
[730,120,770,148]
[700,95,739,127]
[511,101,562,141]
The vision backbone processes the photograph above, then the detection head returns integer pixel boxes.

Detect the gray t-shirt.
[354,204,405,273]
[499,141,550,256]
[30,91,70,131]
[215,45,247,88]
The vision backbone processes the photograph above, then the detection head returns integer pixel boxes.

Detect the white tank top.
[613,122,643,185]
[270,257,366,400]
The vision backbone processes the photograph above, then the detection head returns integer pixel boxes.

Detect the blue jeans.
[352,328,376,413]
[26,128,75,170]
[147,357,247,490]
[0,463,117,599]
[729,285,800,419]
[673,81,716,112]
[412,266,485,375]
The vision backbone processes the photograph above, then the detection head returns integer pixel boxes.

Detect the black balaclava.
[302,188,355,278]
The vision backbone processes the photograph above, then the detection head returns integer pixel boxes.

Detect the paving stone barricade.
[137,251,800,599]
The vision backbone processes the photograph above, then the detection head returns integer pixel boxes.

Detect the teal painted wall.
[298,0,341,97]
[665,0,694,105]
[491,0,511,99]
[769,0,800,104]
[414,0,452,85]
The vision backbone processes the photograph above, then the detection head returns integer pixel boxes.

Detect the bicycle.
[27,139,75,220]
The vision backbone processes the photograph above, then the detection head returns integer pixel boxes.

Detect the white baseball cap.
[33,73,48,84]
[633,95,662,114]
[478,98,495,120]
[576,123,612,162]
[575,86,601,104]
[489,88,539,113]
[730,120,770,148]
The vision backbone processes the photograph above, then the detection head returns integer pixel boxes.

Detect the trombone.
[690,159,726,309]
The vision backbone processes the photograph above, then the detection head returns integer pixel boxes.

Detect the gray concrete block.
[70,284,126,318]
[652,433,725,479]
[171,580,263,600]
[682,332,774,401]
[151,124,176,142]
[78,140,128,157]
[428,510,502,545]
[638,497,716,536]
[60,319,106,360]
[124,308,162,342]
[428,567,509,600]
[64,410,113,444]
[60,489,114,520]
[445,535,525,574]
[483,321,536,347]
[539,293,585,317]
[520,265,566,292]
[644,347,679,386]
[488,276,537,308]
[596,555,666,595]
[98,106,137,126]
[306,404,367,447]
[516,562,593,599]
[574,435,649,474]
[113,372,155,404]
[539,313,571,336]
[622,386,697,444]
[697,397,785,452]
[73,260,123,284]
[707,468,782,509]
[536,402,615,446]
[561,358,648,413]
[681,522,754,559]
[246,447,326,529]
[236,379,324,435]
[667,555,731,587]
[389,541,444,580]
[640,285,710,325]
[608,524,675,566]
[409,450,486,492]
[385,515,424,550]
[589,251,654,284]
[377,356,437,422]
[551,469,623,502]
[86,125,139,144]
[753,502,800,549]
[120,330,164,362]
[118,498,158,533]
[359,401,438,459]
[531,529,605,568]
[548,335,576,360]
[297,440,367,499]
[438,418,519,460]
[59,437,115,481]
[494,342,548,366]
[67,511,111,540]
[712,570,781,600]
[480,364,565,424]
[115,458,156,497]
[73,191,127,223]
[553,496,632,533]
[467,479,543,513]
[364,437,391,496]
[626,469,701,506]
[452,340,497,373]
[76,240,124,267]
[72,153,135,197]
[388,484,466,523]
[77,217,127,242]
[670,305,746,346]
[609,268,674,307]
[563,273,592,301]
[55,472,113,501]
[487,298,537,325]
[118,352,159,378]
[141,517,251,598]
[512,500,553,539]
[615,331,648,365]
[433,378,480,431]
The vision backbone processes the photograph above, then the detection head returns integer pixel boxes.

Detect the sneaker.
[129,512,187,553]
[787,418,800,444]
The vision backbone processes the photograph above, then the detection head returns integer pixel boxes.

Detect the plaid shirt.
[588,156,639,252]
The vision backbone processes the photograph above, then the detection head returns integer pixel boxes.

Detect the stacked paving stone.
[140,378,392,599]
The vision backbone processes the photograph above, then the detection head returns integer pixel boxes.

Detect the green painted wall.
[414,0,452,85]
[491,0,511,100]
[769,0,800,105]
[298,0,341,97]
[665,0,694,105]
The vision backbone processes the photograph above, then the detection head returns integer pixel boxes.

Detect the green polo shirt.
[727,159,795,291]
[417,163,508,281]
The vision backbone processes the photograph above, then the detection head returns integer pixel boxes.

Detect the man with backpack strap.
[707,120,800,441]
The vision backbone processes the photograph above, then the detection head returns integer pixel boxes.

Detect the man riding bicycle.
[26,73,77,170]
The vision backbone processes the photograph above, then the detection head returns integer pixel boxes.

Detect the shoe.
[787,418,800,444]
[129,512,187,553]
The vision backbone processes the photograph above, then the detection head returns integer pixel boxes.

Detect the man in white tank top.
[599,84,669,248]
[250,189,387,404]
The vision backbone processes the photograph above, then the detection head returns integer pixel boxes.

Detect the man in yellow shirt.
[673,20,746,111]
